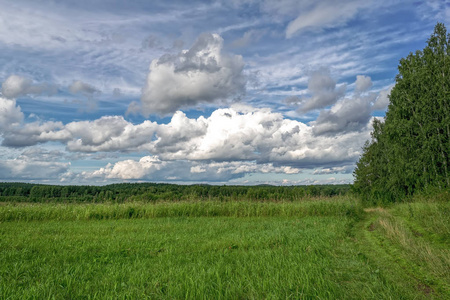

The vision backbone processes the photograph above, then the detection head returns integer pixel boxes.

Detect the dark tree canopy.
[354,23,450,203]
[0,182,351,203]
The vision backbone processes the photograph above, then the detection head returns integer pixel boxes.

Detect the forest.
[0,182,350,203]
[353,23,450,204]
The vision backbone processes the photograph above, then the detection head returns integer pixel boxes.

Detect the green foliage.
[0,182,351,203]
[354,23,450,203]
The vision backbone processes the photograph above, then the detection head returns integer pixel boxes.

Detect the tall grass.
[360,199,450,297]
[0,214,404,299]
[1,195,448,299]
[0,196,362,222]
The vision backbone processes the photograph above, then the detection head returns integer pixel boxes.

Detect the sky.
[0,0,449,185]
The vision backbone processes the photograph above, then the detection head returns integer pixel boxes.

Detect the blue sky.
[0,0,448,185]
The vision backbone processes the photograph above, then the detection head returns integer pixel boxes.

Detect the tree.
[354,23,450,203]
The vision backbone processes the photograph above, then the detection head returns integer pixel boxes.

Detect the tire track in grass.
[357,207,449,299]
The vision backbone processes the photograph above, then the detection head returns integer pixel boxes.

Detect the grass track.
[356,202,449,298]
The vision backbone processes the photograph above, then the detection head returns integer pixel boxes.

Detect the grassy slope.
[0,196,448,299]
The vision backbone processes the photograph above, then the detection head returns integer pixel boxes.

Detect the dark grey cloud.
[312,93,376,135]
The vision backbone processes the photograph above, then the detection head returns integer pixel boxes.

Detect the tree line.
[0,182,351,203]
[353,23,449,203]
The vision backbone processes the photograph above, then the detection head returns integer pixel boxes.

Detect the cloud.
[125,101,141,116]
[84,156,300,182]
[0,146,70,182]
[312,165,354,175]
[312,94,375,135]
[288,69,346,113]
[354,75,373,93]
[0,113,158,150]
[68,80,100,95]
[285,1,368,38]
[0,98,371,170]
[0,158,69,180]
[64,117,158,152]
[112,88,122,97]
[147,105,369,167]
[0,97,24,131]
[1,121,67,147]
[89,156,166,180]
[1,75,58,99]
[141,33,246,115]
[310,75,393,135]
[17,147,66,162]
[68,80,101,111]
[141,34,162,50]
[372,85,393,111]
[231,29,265,48]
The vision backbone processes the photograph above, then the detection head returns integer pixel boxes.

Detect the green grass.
[0,196,448,299]
[0,197,362,221]
[358,201,450,298]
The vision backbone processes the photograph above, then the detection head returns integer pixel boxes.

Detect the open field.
[1,196,448,299]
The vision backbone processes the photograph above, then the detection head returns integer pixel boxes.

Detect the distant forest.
[0,182,351,203]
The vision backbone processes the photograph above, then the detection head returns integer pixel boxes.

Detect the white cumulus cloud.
[0,98,372,170]
[0,97,24,131]
[89,156,166,180]
[140,33,246,115]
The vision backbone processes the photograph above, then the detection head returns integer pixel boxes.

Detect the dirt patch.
[368,222,377,231]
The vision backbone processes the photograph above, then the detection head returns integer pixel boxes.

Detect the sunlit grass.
[360,200,450,297]
[0,216,398,299]
[1,196,448,299]
[0,196,362,221]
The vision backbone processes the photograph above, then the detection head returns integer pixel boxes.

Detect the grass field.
[0,196,448,299]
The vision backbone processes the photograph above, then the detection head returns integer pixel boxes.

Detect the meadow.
[0,194,448,299]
